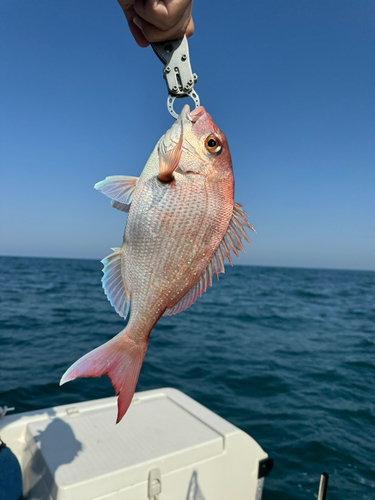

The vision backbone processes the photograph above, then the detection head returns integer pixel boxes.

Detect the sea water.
[0,256,374,500]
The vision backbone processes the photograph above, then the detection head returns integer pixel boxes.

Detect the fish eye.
[205,134,222,154]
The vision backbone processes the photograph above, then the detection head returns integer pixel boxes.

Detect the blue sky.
[1,0,374,270]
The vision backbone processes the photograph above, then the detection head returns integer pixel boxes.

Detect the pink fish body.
[60,105,254,422]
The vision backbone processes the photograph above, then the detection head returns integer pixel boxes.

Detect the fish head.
[164,105,233,180]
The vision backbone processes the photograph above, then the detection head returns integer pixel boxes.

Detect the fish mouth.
[187,106,206,123]
[180,104,207,125]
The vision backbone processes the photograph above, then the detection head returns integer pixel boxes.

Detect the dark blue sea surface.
[1,256,374,499]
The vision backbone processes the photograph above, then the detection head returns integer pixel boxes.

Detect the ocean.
[0,256,374,499]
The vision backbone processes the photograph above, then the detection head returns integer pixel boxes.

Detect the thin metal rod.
[317,472,329,500]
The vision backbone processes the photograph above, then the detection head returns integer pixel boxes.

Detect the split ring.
[167,92,200,120]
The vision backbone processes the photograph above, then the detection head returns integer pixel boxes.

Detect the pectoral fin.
[157,123,183,183]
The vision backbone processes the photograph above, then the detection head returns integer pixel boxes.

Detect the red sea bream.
[60,105,254,422]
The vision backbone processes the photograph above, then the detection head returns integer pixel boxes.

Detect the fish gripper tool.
[151,35,200,120]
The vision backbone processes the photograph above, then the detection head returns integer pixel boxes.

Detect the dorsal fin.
[101,248,130,319]
[163,277,202,317]
[163,203,254,317]
[94,176,138,205]
[220,203,255,262]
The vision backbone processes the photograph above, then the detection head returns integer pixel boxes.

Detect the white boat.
[0,388,273,500]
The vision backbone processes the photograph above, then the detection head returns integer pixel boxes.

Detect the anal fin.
[101,248,130,319]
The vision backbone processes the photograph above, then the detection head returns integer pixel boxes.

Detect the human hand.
[117,0,194,48]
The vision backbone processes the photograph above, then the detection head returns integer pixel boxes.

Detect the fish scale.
[60,105,253,423]
[126,179,208,311]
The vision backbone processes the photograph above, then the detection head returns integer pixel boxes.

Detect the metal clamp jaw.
[151,35,200,119]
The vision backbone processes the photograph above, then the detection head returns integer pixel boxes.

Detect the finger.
[185,17,194,38]
[134,0,193,31]
[133,13,193,43]
[128,19,150,47]
[119,3,150,47]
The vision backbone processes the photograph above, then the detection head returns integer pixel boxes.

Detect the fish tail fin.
[60,328,148,423]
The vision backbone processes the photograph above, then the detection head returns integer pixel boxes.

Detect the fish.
[60,105,255,423]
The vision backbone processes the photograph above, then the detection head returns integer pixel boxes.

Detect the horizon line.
[0,254,374,274]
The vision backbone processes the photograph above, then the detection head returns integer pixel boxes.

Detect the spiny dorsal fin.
[220,203,255,262]
[101,247,130,319]
[94,176,138,205]
[163,202,254,317]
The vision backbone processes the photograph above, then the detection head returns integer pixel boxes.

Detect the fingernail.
[133,16,142,29]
